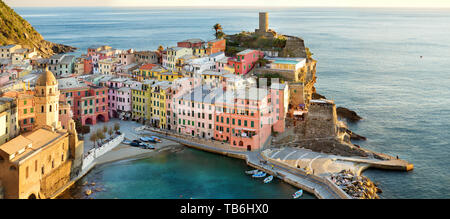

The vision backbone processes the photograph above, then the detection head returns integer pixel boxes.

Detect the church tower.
[34,67,61,130]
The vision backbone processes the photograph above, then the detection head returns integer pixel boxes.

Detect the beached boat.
[293,190,303,199]
[264,175,273,183]
[245,170,259,175]
[151,136,161,142]
[252,171,267,178]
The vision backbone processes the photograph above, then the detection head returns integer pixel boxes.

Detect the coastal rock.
[336,107,363,122]
[330,170,380,199]
[346,130,367,141]
[312,92,327,100]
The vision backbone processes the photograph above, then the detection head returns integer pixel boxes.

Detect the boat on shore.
[264,175,273,183]
[293,190,303,199]
[252,171,267,178]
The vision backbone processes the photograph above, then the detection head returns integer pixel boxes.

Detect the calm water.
[14,7,450,198]
[60,147,311,199]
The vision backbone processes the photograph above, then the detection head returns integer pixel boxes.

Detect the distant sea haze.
[16,7,450,198]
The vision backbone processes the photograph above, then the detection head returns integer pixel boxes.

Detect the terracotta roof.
[139,64,157,71]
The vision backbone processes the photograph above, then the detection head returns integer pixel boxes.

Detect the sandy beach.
[95,135,183,166]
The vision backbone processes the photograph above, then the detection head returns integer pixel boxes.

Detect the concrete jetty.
[141,126,413,199]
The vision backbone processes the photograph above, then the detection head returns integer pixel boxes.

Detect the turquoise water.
[61,147,312,199]
[13,7,450,198]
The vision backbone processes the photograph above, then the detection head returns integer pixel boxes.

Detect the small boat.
[264,175,273,184]
[151,136,162,142]
[252,172,267,178]
[292,190,303,199]
[245,170,259,175]
[122,140,132,145]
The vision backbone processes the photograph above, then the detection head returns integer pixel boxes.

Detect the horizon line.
[10,5,450,9]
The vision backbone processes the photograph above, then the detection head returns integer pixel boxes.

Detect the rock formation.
[330,170,381,199]
[0,0,75,57]
[336,107,363,122]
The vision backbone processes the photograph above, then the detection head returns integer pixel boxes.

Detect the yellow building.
[135,64,168,81]
[157,71,183,82]
[150,81,171,129]
[163,47,193,70]
[131,80,155,123]
[98,58,119,75]
[0,68,84,199]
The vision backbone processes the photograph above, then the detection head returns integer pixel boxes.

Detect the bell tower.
[34,67,61,130]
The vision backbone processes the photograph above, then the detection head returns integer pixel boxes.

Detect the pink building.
[174,85,216,138]
[213,87,272,151]
[166,77,201,132]
[99,78,138,119]
[58,77,109,125]
[228,49,264,75]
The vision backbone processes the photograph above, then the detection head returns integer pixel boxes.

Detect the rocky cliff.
[0,0,75,57]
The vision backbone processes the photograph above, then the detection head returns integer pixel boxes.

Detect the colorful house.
[206,39,226,55]
[228,49,264,75]
[131,80,155,123]
[163,47,193,70]
[58,77,109,125]
[213,87,272,151]
[150,81,171,129]
[2,90,35,133]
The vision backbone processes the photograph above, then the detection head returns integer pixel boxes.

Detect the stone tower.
[34,67,61,130]
[256,12,269,33]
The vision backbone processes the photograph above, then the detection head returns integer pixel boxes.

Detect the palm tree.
[213,23,223,39]
[157,45,164,52]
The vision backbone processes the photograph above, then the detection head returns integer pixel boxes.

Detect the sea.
[13,7,450,199]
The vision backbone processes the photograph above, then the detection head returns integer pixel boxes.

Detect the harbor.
[139,126,413,199]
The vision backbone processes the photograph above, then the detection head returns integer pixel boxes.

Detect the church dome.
[36,67,57,86]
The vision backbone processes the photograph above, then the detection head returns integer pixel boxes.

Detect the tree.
[96,129,105,145]
[81,125,90,136]
[103,125,108,134]
[114,122,120,132]
[108,127,113,139]
[89,134,98,148]
[157,45,164,52]
[74,119,83,133]
[213,23,224,39]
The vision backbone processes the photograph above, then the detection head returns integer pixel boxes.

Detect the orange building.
[206,39,226,55]
[0,68,84,199]
[2,90,36,132]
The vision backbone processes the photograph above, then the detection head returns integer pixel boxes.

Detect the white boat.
[292,189,303,199]
[264,175,273,183]
[252,172,267,178]
[245,170,259,175]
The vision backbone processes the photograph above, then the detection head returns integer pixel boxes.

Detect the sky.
[4,0,450,8]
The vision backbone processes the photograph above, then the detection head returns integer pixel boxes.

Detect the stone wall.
[40,160,73,198]
[305,101,337,138]
[81,134,124,170]
[280,35,307,58]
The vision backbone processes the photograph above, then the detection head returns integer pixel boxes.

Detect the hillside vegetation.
[0,0,75,57]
